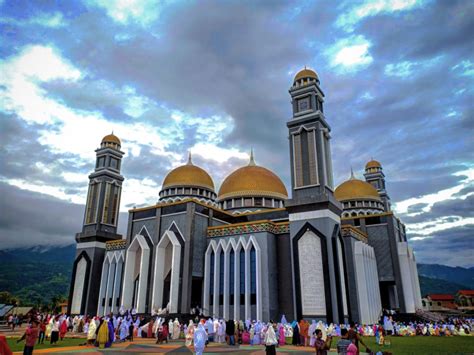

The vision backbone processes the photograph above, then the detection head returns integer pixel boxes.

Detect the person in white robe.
[308,320,317,346]
[217,320,226,343]
[87,318,97,345]
[194,324,208,355]
[185,320,195,346]
[172,318,181,339]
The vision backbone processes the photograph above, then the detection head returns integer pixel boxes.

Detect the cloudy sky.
[0,0,473,267]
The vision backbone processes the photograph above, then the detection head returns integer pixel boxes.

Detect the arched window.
[209,251,214,305]
[250,246,256,305]
[229,250,235,305]
[219,252,224,304]
[240,249,245,304]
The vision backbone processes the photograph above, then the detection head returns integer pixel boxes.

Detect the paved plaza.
[11,339,320,354]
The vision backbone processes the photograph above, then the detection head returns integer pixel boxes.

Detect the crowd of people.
[9,308,474,355]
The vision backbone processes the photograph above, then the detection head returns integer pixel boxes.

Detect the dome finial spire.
[187,151,193,165]
[249,148,256,166]
[350,167,355,180]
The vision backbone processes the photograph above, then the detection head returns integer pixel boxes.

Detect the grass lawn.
[6,337,86,352]
[356,336,474,354]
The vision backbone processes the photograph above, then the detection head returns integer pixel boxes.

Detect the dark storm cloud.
[0,113,89,187]
[402,194,474,225]
[0,182,127,248]
[410,225,474,267]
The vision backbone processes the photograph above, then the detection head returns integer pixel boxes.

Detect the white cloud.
[1,44,248,210]
[336,0,427,32]
[191,143,249,164]
[326,35,373,73]
[393,168,474,216]
[451,60,474,78]
[85,0,175,26]
[384,56,443,77]
[0,11,67,28]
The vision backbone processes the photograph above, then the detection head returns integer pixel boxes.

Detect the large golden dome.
[162,154,214,191]
[335,174,381,201]
[102,133,121,145]
[294,67,318,83]
[218,153,288,200]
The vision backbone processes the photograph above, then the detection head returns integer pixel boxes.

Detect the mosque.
[68,68,422,324]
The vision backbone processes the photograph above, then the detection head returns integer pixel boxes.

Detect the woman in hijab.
[87,318,97,345]
[309,320,318,347]
[264,322,278,355]
[291,320,300,346]
[185,320,195,346]
[193,323,208,355]
[96,319,109,349]
[59,318,68,340]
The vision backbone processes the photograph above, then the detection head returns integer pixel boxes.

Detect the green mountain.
[417,263,474,289]
[418,275,469,297]
[0,245,75,307]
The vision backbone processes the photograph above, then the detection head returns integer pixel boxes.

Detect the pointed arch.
[152,228,182,313]
[69,251,91,315]
[121,234,151,313]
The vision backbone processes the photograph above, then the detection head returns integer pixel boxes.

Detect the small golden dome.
[162,154,214,191]
[102,133,121,145]
[335,174,381,201]
[294,67,318,83]
[366,159,381,169]
[218,152,288,200]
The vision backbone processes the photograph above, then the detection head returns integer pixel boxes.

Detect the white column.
[223,247,230,320]
[244,247,251,321]
[234,248,240,321]
[256,247,262,321]
[213,249,220,318]
[97,260,110,316]
[169,243,181,313]
[104,261,116,315]
[203,246,212,316]
[397,242,415,313]
[111,258,123,314]
[354,242,369,324]
[136,247,150,313]
[121,250,136,309]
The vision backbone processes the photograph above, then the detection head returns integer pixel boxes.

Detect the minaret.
[364,159,391,211]
[286,68,346,323]
[68,133,125,315]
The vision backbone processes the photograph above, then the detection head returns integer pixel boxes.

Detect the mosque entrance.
[162,270,171,308]
[191,277,203,309]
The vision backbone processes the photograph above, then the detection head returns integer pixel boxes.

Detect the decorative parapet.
[341,224,368,242]
[208,220,289,238]
[105,239,127,251]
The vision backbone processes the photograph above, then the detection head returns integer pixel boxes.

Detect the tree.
[0,291,19,306]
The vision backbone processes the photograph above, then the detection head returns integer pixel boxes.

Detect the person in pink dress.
[278,324,285,346]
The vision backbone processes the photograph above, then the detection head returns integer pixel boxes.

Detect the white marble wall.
[398,242,414,313]
[398,242,422,312]
[354,242,382,324]
[298,231,326,316]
